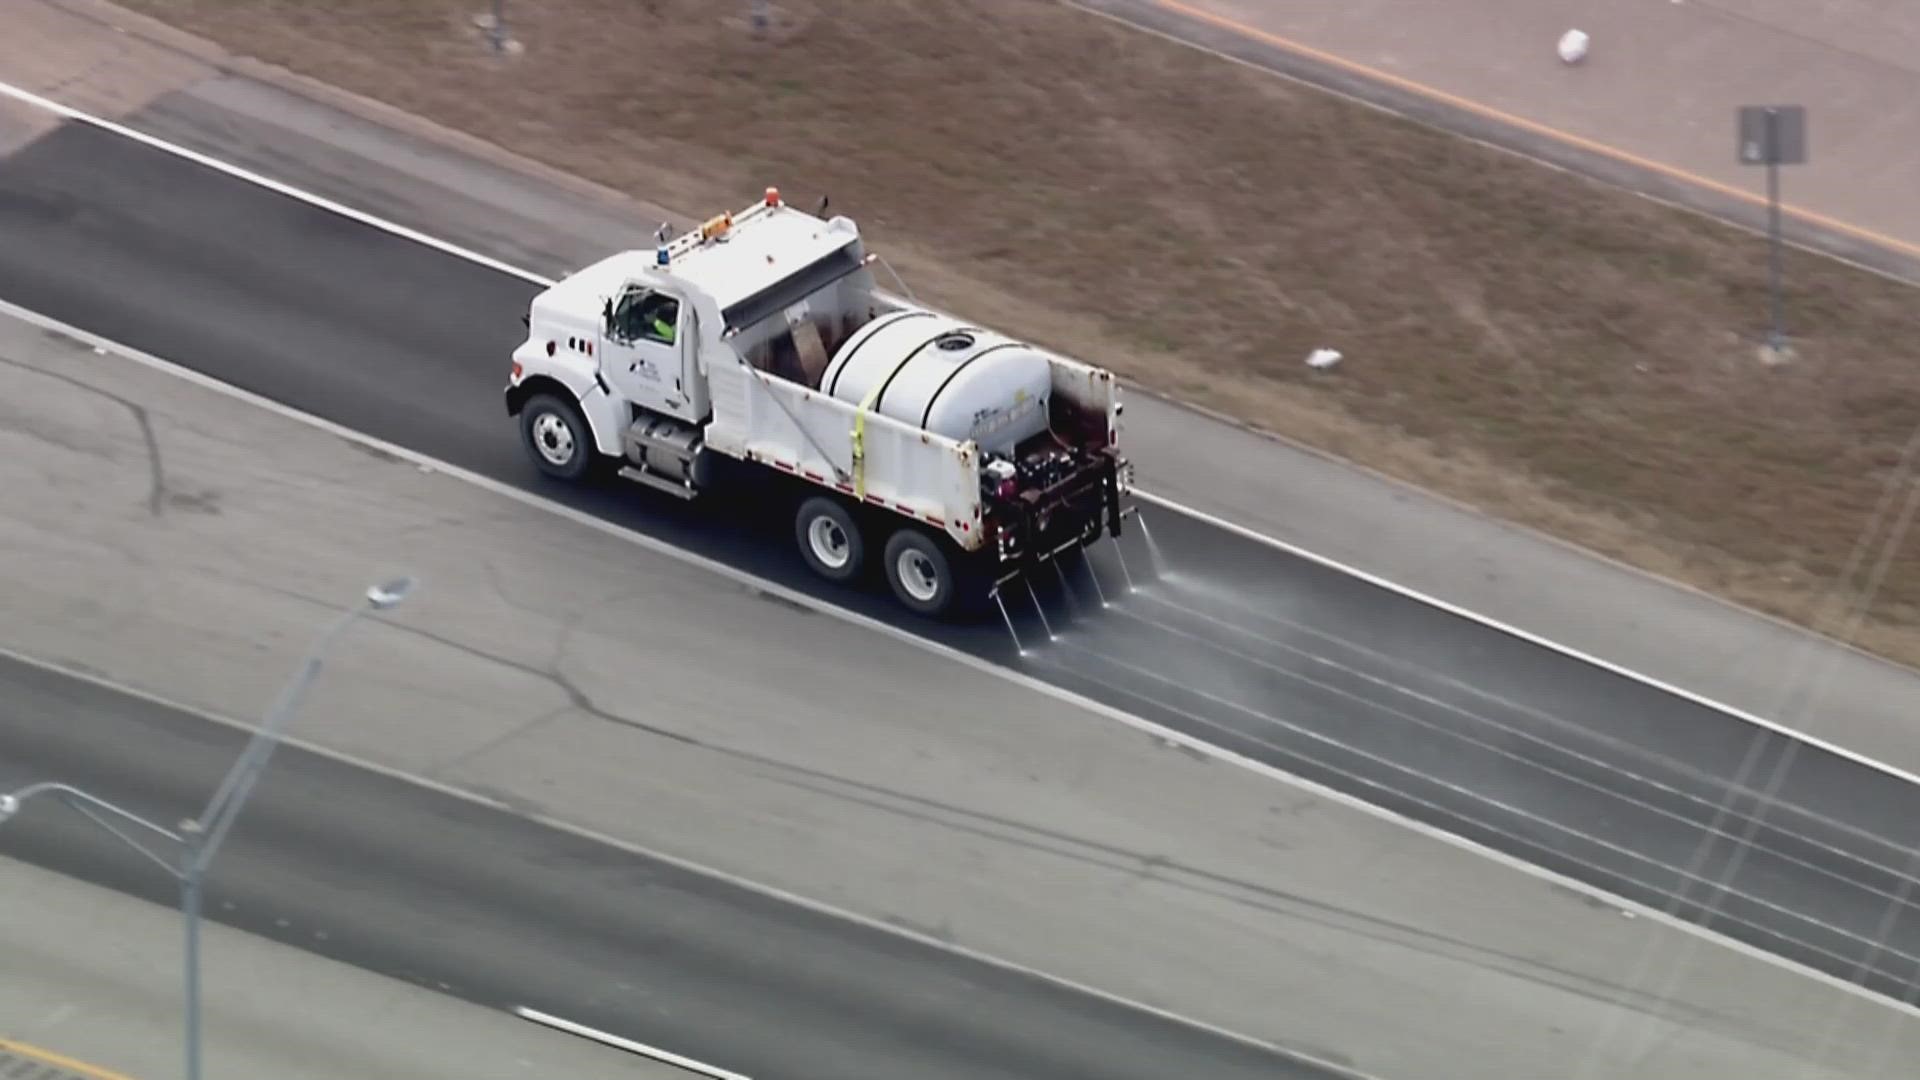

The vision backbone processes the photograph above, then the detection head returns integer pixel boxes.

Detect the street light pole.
[0,574,416,1080]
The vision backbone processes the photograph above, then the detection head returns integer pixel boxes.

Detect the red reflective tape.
[803,470,826,482]
[772,460,796,472]
[835,482,855,493]
[922,514,944,526]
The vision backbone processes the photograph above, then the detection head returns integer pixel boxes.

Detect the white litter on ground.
[1558,29,1590,64]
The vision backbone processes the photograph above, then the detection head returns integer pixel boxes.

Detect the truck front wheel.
[519,393,594,481]
[883,527,980,619]
[795,496,865,583]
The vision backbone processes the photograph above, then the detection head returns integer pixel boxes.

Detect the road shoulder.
[0,856,681,1079]
[25,0,1919,774]
[0,289,1910,1079]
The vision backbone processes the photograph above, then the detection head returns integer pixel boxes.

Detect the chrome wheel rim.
[897,549,940,602]
[808,516,852,570]
[532,412,575,466]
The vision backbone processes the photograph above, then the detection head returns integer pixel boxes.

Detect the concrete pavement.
[2,5,1920,1076]
[0,856,684,1079]
[9,0,1919,783]
[0,658,1332,1080]
[0,269,1912,1077]
[8,99,1920,1002]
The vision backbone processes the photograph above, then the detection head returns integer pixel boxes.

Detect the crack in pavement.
[0,349,168,515]
[395,617,702,750]
[761,769,1789,1046]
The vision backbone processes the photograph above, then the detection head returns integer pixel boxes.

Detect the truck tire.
[795,496,865,583]
[519,393,595,481]
[883,527,979,619]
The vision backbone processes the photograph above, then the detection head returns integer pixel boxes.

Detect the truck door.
[602,284,690,419]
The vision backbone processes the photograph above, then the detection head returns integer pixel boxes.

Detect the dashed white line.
[6,71,1908,801]
[2,74,1918,1032]
[0,296,1390,1077]
[514,1006,752,1080]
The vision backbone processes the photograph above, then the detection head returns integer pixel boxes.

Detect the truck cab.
[601,281,699,422]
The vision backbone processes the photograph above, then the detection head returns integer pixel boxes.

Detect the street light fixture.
[0,574,417,1080]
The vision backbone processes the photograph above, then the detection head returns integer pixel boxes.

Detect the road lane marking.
[0,1037,139,1080]
[1131,487,1920,792]
[1125,0,1920,262]
[1114,594,1920,902]
[0,298,1389,1077]
[1132,583,1920,868]
[1,81,1918,1025]
[1045,633,1920,976]
[514,1007,752,1080]
[4,73,1914,798]
[1,300,1914,1034]
[0,81,549,288]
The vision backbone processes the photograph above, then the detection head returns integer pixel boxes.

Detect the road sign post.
[1737,105,1807,353]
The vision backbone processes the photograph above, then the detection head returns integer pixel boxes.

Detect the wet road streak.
[2,119,1917,1003]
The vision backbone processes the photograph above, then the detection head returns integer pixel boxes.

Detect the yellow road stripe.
[0,1036,141,1080]
[1147,0,1920,261]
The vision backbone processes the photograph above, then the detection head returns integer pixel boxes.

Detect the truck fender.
[507,373,623,459]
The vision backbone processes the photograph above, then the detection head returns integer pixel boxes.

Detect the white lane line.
[1044,634,1920,974]
[1105,600,1920,904]
[1133,490,1920,789]
[1,77,1917,1020]
[6,73,1910,797]
[4,303,1917,1038]
[514,1007,751,1080]
[1126,588,1920,876]
[0,298,1391,1079]
[0,80,551,288]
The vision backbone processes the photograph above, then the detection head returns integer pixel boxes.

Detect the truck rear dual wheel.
[795,496,865,583]
[884,527,982,619]
[793,497,984,619]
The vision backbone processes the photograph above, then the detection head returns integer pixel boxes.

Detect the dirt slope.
[116,0,1920,663]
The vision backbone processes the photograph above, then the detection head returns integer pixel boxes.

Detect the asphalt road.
[1,855,691,1080]
[0,654,1319,1080]
[4,118,1920,1003]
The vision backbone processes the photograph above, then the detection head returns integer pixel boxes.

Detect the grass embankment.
[124,0,1920,663]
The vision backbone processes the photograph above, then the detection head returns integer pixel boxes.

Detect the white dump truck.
[505,187,1133,618]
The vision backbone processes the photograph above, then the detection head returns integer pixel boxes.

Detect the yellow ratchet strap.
[851,346,916,501]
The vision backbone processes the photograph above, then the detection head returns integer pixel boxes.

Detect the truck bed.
[704,354,988,550]
[705,298,1123,557]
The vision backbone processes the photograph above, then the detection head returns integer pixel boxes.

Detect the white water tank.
[821,311,1053,454]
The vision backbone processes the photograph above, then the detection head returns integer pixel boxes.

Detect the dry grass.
[122,0,1920,662]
